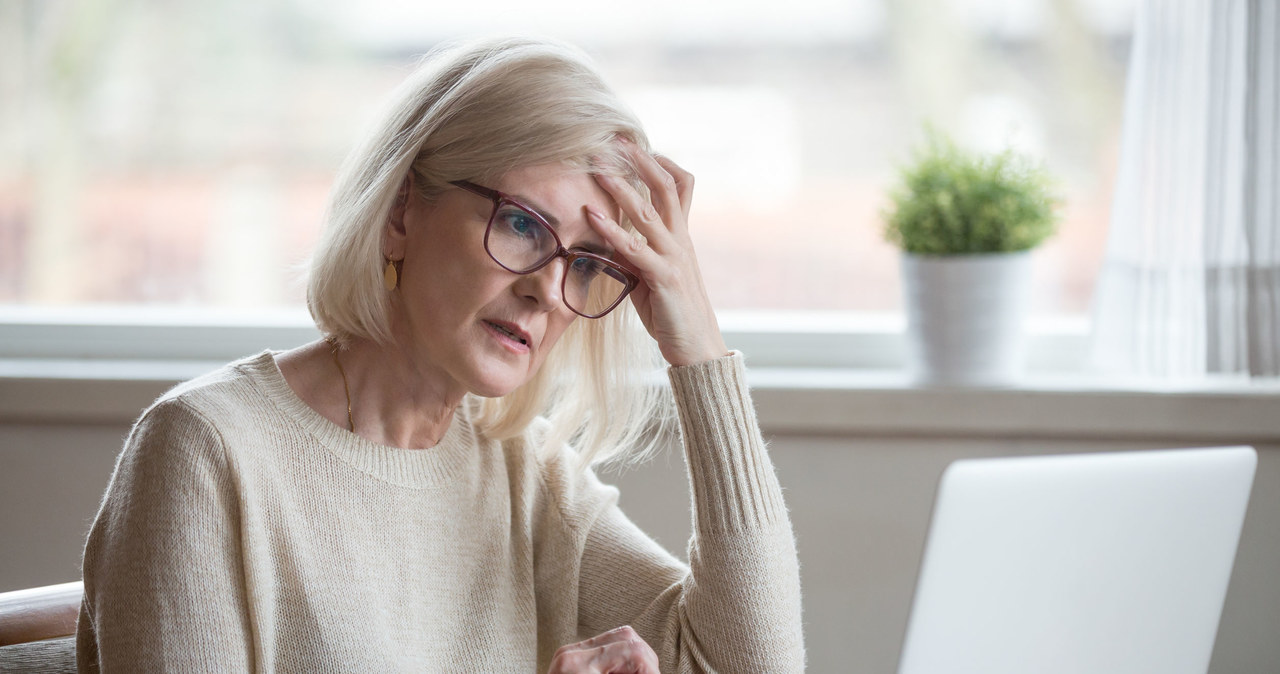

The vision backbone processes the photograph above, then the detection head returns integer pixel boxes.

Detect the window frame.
[0,305,1090,373]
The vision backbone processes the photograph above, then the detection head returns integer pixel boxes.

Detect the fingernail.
[585,206,605,220]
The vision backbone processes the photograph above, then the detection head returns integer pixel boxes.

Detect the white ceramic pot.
[901,251,1032,386]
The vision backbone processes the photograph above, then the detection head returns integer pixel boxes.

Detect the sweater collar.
[241,351,479,489]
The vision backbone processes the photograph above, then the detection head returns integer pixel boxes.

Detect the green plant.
[883,131,1059,255]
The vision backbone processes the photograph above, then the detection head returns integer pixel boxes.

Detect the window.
[1,0,1133,364]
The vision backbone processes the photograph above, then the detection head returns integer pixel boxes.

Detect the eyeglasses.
[450,180,639,319]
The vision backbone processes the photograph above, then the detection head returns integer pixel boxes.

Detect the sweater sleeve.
[77,398,254,673]
[574,352,806,673]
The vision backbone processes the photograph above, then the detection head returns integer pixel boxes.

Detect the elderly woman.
[77,37,804,673]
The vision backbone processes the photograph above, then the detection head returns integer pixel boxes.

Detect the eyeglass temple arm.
[450,180,499,202]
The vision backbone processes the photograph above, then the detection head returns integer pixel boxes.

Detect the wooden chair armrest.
[0,582,83,647]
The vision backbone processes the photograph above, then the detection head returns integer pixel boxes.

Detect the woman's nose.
[513,256,565,313]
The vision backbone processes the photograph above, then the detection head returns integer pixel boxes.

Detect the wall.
[2,375,1277,673]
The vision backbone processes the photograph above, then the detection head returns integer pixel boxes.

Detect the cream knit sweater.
[77,351,804,672]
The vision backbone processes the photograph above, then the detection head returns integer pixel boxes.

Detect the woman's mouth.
[484,320,531,352]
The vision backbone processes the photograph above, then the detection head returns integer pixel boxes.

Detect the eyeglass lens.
[487,202,630,317]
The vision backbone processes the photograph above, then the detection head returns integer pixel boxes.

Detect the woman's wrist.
[667,352,730,369]
[663,333,730,368]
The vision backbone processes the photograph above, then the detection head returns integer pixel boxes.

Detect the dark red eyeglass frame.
[450,180,639,319]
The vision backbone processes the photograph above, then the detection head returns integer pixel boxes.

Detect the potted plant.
[883,131,1059,386]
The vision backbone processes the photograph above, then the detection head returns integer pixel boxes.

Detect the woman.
[77,37,804,673]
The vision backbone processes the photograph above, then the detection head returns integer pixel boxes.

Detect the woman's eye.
[569,257,606,278]
[497,209,541,239]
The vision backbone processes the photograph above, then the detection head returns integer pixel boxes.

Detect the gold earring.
[383,259,399,291]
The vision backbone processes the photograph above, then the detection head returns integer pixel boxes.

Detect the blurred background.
[0,0,1133,317]
[9,7,1280,673]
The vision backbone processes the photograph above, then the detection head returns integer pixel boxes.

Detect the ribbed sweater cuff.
[668,352,787,533]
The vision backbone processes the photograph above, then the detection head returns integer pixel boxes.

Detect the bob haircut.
[307,37,670,467]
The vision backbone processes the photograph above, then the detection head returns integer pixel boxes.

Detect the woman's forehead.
[493,163,619,218]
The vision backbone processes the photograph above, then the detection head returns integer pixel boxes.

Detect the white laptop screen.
[898,446,1256,674]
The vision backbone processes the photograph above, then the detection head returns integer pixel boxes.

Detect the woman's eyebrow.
[509,193,560,227]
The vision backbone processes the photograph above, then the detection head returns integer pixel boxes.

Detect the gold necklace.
[325,337,354,432]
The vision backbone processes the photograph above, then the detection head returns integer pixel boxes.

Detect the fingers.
[564,625,635,652]
[653,154,694,216]
[585,205,660,273]
[593,172,674,254]
[592,639,660,674]
[592,140,695,251]
[622,143,684,224]
[548,626,660,674]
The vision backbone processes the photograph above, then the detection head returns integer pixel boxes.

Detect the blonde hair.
[307,37,670,468]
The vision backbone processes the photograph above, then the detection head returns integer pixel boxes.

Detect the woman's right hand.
[548,626,660,674]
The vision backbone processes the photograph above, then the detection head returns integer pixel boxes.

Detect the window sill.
[1,307,1277,441]
[3,358,1278,443]
[747,368,1280,443]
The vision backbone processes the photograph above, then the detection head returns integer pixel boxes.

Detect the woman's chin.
[471,385,518,399]
[467,368,533,399]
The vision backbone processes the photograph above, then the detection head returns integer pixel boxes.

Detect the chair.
[0,581,81,673]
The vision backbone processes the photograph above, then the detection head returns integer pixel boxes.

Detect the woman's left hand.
[588,140,728,367]
[547,626,660,674]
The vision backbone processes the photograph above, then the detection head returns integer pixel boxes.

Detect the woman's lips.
[483,320,531,353]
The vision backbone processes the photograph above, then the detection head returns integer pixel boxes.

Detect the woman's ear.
[382,174,414,260]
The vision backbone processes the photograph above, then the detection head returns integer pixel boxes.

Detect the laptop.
[897,446,1257,674]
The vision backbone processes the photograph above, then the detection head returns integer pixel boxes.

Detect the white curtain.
[1092,0,1279,378]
